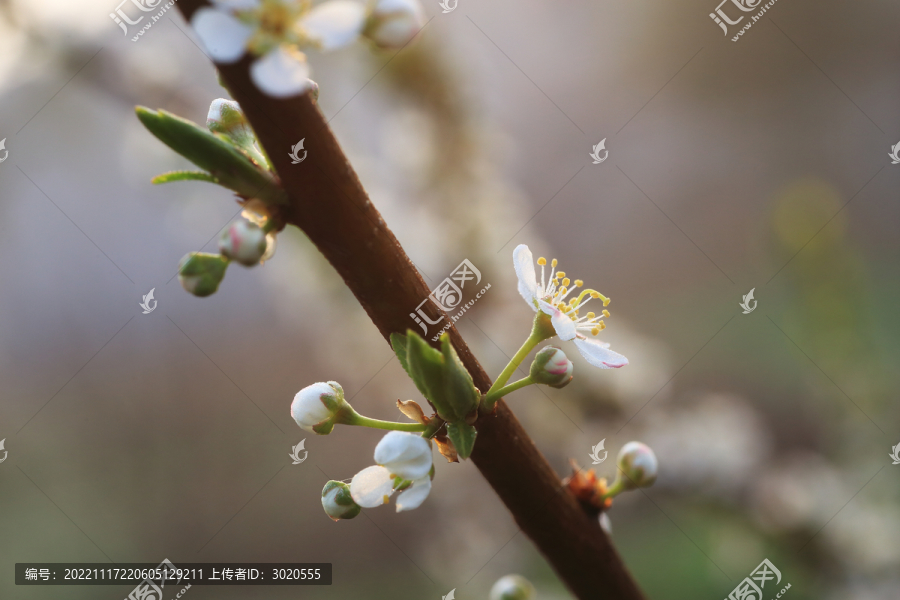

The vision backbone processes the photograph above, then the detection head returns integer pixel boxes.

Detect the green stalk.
[484,376,535,404]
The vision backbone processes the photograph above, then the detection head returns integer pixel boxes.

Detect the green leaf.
[135,106,288,205]
[151,170,219,185]
[446,423,477,460]
[439,333,480,420]
[405,331,449,417]
[391,332,410,374]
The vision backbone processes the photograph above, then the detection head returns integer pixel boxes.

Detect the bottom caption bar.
[16,561,332,585]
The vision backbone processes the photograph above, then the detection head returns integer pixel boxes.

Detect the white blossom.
[513,244,628,369]
[350,431,433,512]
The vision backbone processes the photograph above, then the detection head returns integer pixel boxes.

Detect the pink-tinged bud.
[218,218,268,266]
[529,346,574,388]
[616,441,658,490]
[291,381,346,435]
[364,0,425,49]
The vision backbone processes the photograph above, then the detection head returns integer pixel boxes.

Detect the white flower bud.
[291,381,345,434]
[490,575,536,600]
[218,219,268,266]
[364,0,425,49]
[321,480,361,521]
[207,98,249,138]
[616,441,658,490]
[178,252,229,297]
[529,346,574,388]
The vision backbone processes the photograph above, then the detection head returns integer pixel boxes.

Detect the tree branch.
[173,3,646,597]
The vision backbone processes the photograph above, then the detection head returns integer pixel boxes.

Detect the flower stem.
[337,407,427,432]
[601,475,627,500]
[482,334,541,412]
[349,415,428,432]
[484,376,535,404]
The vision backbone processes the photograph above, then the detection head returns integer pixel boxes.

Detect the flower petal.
[395,477,431,512]
[573,337,628,369]
[350,465,394,508]
[539,300,576,341]
[513,244,538,310]
[373,431,433,481]
[302,0,367,51]
[250,47,312,98]
[191,8,253,63]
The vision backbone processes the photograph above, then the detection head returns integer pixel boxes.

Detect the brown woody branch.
[173,3,646,598]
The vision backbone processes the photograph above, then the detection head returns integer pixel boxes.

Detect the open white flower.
[513,244,628,369]
[350,431,433,512]
[191,0,369,97]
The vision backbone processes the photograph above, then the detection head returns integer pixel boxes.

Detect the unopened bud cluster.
[177,100,279,297]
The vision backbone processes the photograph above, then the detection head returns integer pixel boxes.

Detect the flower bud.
[207,98,250,139]
[178,252,229,297]
[529,346,574,388]
[616,441,658,490]
[364,0,425,49]
[490,575,536,600]
[291,381,346,434]
[218,218,268,266]
[321,480,361,521]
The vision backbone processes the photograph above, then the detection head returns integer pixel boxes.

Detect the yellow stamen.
[591,327,600,336]
[551,259,558,267]
[569,298,577,306]
[537,257,547,266]
[574,280,583,287]
[599,321,606,330]
[590,292,600,298]
[562,277,570,287]
[586,312,595,319]
[602,309,610,318]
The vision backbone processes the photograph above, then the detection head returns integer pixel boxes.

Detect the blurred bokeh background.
[1,0,898,598]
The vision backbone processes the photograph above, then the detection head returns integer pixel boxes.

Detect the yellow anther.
[599,321,606,330]
[569,298,577,306]
[586,312,595,319]
[602,309,610,318]
[537,257,547,266]
[556,271,566,278]
[557,286,568,297]
[574,279,583,287]
[591,327,600,336]
[591,292,600,298]
[562,277,570,287]
[551,259,558,267]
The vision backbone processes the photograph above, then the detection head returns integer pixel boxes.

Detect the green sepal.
[178,252,229,297]
[446,422,477,460]
[135,106,288,205]
[151,170,219,185]
[439,333,480,420]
